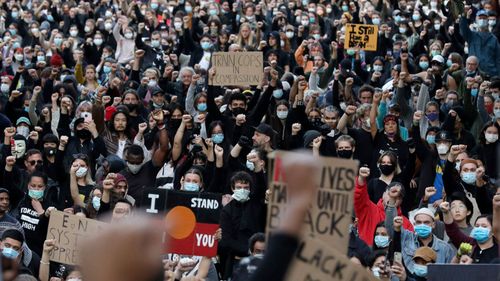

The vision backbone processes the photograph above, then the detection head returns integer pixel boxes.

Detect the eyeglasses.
[28,160,43,166]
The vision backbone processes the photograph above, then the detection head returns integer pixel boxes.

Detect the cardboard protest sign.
[345,24,378,51]
[266,151,358,254]
[46,211,106,265]
[143,189,222,257]
[288,238,376,281]
[210,52,263,86]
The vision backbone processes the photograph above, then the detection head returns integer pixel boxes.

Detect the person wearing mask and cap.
[444,146,493,222]
[460,9,500,77]
[441,201,498,263]
[388,209,454,278]
[409,246,437,280]
[370,92,410,176]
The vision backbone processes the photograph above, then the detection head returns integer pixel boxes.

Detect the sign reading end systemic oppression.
[143,189,222,257]
[210,52,263,86]
[345,24,378,51]
[46,211,106,265]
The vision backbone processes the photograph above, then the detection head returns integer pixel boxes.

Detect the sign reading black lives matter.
[210,52,263,86]
[267,151,376,281]
[142,189,222,257]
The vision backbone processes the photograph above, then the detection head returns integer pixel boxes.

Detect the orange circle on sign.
[165,206,196,239]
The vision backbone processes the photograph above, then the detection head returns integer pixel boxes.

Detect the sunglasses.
[28,160,43,166]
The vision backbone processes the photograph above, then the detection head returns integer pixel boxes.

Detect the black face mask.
[169,118,182,129]
[310,117,323,129]
[44,147,57,156]
[125,103,138,112]
[379,164,395,175]
[232,107,246,116]
[76,129,92,140]
[337,150,353,159]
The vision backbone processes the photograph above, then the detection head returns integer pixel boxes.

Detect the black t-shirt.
[472,242,499,264]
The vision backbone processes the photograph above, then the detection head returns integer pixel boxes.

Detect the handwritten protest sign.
[266,151,358,253]
[143,189,222,257]
[289,238,376,281]
[266,151,373,281]
[345,24,378,51]
[46,211,106,265]
[210,52,263,86]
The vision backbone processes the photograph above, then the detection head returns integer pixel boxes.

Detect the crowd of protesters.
[0,0,498,280]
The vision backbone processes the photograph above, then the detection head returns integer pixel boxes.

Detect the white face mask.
[14,54,24,61]
[124,32,133,39]
[232,188,250,202]
[174,22,182,30]
[485,133,498,143]
[436,144,449,155]
[285,31,294,38]
[104,22,113,31]
[12,140,26,159]
[16,126,30,138]
[84,26,92,33]
[70,30,78,37]
[127,162,144,174]
[1,83,9,93]
[75,166,88,178]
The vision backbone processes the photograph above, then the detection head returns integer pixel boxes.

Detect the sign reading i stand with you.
[143,189,222,257]
[266,151,376,281]
[210,52,263,86]
[345,24,378,51]
[46,211,106,265]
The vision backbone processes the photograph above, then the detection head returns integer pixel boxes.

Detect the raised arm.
[370,92,382,139]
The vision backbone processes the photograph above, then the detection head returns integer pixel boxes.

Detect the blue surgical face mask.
[2,247,19,259]
[197,103,207,111]
[471,88,478,97]
[185,5,193,13]
[103,65,112,74]
[419,61,429,70]
[184,182,200,192]
[447,59,453,67]
[212,133,224,144]
[151,3,159,9]
[92,196,101,210]
[342,5,349,12]
[374,235,390,248]
[28,189,44,200]
[414,224,432,238]
[470,226,490,243]
[273,89,284,99]
[426,135,436,144]
[277,110,288,120]
[413,264,428,277]
[412,14,421,21]
[246,160,255,171]
[372,18,381,25]
[461,172,477,184]
[201,41,212,50]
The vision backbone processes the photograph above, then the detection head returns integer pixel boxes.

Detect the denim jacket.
[385,205,456,274]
